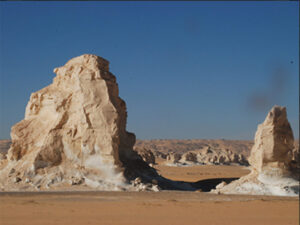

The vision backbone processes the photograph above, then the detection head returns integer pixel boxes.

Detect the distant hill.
[135,139,254,157]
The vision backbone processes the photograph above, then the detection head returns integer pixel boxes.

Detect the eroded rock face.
[182,152,197,163]
[162,148,248,166]
[0,54,156,191]
[248,106,295,175]
[166,153,182,164]
[213,106,299,196]
[197,149,245,165]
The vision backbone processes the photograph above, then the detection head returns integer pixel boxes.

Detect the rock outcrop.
[153,151,167,159]
[248,106,295,175]
[134,139,253,157]
[166,153,182,164]
[213,106,299,196]
[134,140,250,166]
[196,148,248,166]
[163,148,248,166]
[0,54,160,191]
[182,152,198,163]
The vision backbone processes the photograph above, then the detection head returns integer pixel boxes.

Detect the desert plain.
[1,163,298,225]
[1,138,299,225]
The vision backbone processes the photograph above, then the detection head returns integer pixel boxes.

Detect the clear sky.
[0,2,299,140]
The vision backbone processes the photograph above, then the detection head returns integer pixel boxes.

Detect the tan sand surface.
[154,163,251,182]
[1,191,298,225]
[1,165,298,225]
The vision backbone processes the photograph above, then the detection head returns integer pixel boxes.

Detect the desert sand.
[1,181,298,225]
[1,163,298,225]
[1,164,298,225]
[154,163,251,182]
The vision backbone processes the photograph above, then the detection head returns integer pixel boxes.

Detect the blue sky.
[0,2,298,140]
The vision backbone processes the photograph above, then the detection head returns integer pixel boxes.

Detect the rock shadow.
[157,177,240,192]
[189,177,240,192]
[121,151,240,192]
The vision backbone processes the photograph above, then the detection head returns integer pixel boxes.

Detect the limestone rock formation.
[153,151,167,159]
[0,54,159,191]
[165,148,248,166]
[134,139,253,157]
[166,153,182,164]
[213,106,299,196]
[248,106,295,175]
[182,152,198,163]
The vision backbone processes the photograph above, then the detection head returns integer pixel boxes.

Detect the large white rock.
[248,106,295,175]
[213,106,299,196]
[0,54,157,191]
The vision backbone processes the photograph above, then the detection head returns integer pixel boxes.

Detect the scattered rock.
[164,147,248,166]
[182,152,197,163]
[153,151,167,159]
[151,185,160,192]
[166,153,182,164]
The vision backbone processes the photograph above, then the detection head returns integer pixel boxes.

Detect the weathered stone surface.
[8,54,133,168]
[163,147,248,166]
[0,54,159,191]
[153,151,167,159]
[248,106,295,174]
[182,152,198,163]
[166,153,182,164]
[134,139,252,157]
[213,106,299,196]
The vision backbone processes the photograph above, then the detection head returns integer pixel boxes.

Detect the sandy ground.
[154,163,251,182]
[0,165,299,225]
[1,191,298,225]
